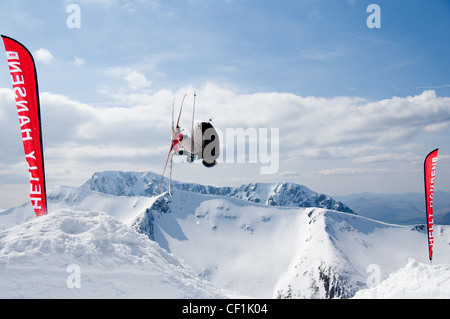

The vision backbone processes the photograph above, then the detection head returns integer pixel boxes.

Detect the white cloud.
[1,83,450,206]
[104,67,152,92]
[298,90,450,146]
[424,121,450,132]
[124,70,152,90]
[291,145,385,160]
[300,48,343,61]
[352,152,420,164]
[33,49,85,67]
[71,56,85,67]
[194,85,450,151]
[417,84,450,90]
[77,0,120,5]
[5,86,450,169]
[76,0,161,12]
[316,168,389,176]
[34,48,55,65]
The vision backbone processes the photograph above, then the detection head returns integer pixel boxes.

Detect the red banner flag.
[2,35,47,217]
[424,148,438,261]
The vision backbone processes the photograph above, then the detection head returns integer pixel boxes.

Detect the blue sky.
[1,0,449,99]
[0,0,450,209]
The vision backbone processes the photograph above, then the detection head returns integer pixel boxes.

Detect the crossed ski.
[159,94,187,196]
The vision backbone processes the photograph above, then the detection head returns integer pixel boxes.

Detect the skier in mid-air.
[159,93,220,195]
[173,121,219,168]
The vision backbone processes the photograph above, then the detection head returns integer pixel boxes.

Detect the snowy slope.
[353,258,450,298]
[132,189,450,299]
[0,209,241,298]
[1,170,449,299]
[0,185,158,232]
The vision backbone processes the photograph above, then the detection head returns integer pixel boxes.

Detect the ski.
[159,98,175,194]
[159,94,187,195]
[190,92,196,163]
[168,149,174,196]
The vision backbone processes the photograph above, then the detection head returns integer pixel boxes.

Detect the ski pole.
[191,92,196,162]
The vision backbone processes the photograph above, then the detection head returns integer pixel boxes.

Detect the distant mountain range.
[82,170,450,226]
[81,171,356,214]
[336,191,450,225]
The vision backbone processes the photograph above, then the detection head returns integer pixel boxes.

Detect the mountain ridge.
[80,170,355,214]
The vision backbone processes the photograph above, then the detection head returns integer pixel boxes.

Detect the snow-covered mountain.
[0,209,241,298]
[132,189,450,298]
[81,171,355,214]
[1,170,449,299]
